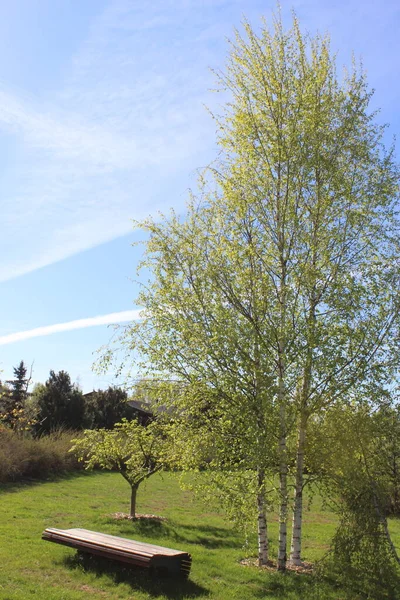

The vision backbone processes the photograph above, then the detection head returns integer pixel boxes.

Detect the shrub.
[0,428,83,483]
[318,475,400,599]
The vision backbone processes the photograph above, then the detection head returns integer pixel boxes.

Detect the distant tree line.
[0,360,134,435]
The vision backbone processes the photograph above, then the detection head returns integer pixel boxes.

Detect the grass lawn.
[0,471,399,599]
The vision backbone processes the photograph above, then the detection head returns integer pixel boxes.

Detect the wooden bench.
[42,528,192,578]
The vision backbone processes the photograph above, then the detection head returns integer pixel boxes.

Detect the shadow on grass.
[113,519,240,549]
[63,553,209,599]
[0,469,94,495]
[244,565,342,600]
[231,569,325,600]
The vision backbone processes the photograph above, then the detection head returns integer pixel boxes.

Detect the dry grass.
[0,428,82,482]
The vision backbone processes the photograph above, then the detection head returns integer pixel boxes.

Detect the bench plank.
[42,528,192,577]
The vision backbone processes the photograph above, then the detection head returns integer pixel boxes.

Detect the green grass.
[0,471,399,599]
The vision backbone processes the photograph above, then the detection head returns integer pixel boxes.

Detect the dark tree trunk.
[130,484,139,518]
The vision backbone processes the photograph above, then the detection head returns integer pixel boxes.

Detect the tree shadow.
[113,519,240,549]
[249,568,331,599]
[63,553,209,599]
[0,469,93,495]
[173,523,240,549]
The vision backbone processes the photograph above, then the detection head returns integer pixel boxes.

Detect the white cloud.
[5,0,393,285]
[0,310,142,346]
[0,0,223,283]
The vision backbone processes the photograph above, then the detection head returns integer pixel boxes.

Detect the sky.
[0,0,399,392]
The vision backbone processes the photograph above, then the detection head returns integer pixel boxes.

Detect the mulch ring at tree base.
[239,557,313,574]
[111,512,167,522]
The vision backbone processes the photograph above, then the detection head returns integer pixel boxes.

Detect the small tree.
[70,419,168,518]
[7,361,30,404]
[2,361,32,430]
[0,362,35,432]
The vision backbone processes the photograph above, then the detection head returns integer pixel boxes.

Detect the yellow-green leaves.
[97,10,400,566]
[70,419,168,487]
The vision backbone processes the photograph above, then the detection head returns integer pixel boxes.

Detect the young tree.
[7,361,30,405]
[35,370,86,434]
[100,13,399,570]
[2,361,32,430]
[70,419,168,518]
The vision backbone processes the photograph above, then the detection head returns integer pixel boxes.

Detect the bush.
[318,476,400,599]
[0,428,83,483]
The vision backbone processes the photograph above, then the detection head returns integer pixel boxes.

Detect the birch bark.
[289,414,307,565]
[257,469,268,566]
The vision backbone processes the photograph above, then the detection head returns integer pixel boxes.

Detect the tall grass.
[0,428,83,482]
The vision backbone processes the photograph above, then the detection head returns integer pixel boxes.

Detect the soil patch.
[111,512,167,522]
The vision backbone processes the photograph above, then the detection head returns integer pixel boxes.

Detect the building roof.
[127,399,154,416]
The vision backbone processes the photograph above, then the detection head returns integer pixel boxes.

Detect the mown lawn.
[0,471,399,599]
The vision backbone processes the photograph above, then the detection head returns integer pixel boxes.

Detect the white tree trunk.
[278,407,288,571]
[277,249,288,572]
[257,469,268,566]
[290,297,315,566]
[277,351,288,571]
[289,416,307,565]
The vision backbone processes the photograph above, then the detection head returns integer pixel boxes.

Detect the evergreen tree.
[85,386,132,429]
[7,360,29,407]
[2,361,31,429]
[35,370,86,434]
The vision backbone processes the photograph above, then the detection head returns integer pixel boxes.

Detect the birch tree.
[101,12,399,570]
[126,206,282,566]
[210,15,399,568]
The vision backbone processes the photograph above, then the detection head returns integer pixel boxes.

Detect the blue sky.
[0,0,399,392]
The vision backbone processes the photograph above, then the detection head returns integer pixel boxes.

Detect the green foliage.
[84,387,132,429]
[321,478,400,599]
[1,360,32,430]
[312,403,400,598]
[34,370,86,434]
[70,419,170,516]
[375,403,400,515]
[180,469,260,536]
[98,10,400,570]
[71,419,166,486]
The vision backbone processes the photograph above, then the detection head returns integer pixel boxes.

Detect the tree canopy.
[85,386,132,429]
[71,419,169,518]
[1,360,32,431]
[100,12,400,572]
[34,370,85,434]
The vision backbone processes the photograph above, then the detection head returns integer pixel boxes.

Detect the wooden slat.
[44,530,154,558]
[46,536,152,567]
[44,528,185,557]
[42,528,192,577]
